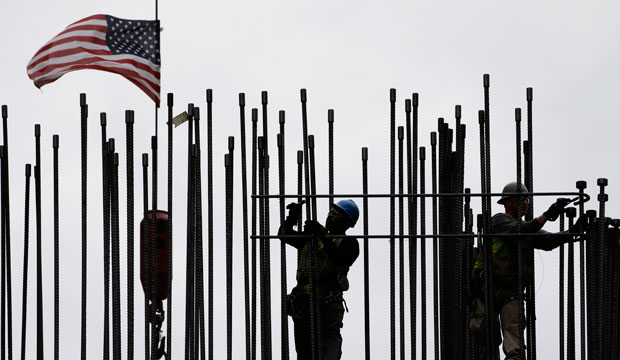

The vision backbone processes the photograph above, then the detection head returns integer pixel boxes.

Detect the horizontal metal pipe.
[252,191,581,199]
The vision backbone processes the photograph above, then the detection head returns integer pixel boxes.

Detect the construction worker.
[469,182,587,360]
[279,199,360,360]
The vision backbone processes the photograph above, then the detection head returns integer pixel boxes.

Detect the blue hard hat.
[334,199,360,227]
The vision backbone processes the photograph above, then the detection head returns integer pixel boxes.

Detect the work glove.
[284,201,304,226]
[304,220,327,238]
[543,198,571,221]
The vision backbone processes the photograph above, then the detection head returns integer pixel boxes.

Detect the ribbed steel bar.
[184,104,194,360]
[299,89,317,360]
[165,94,173,360]
[478,109,494,359]
[277,110,289,360]
[328,109,334,207]
[397,126,404,360]
[597,178,608,357]
[362,147,370,360]
[142,153,150,360]
[126,109,136,360]
[430,132,439,360]
[260,91,273,360]
[19,164,31,360]
[404,99,415,359]
[576,180,586,360]
[560,214,565,360]
[410,93,419,360]
[194,106,206,360]
[566,207,577,360]
[419,146,427,360]
[78,93,87,360]
[309,136,317,228]
[1,105,12,360]
[238,94,251,360]
[515,108,525,359]
[150,136,158,360]
[206,90,214,360]
[250,108,258,360]
[389,89,396,360]
[35,122,43,360]
[1,147,7,360]
[111,151,122,360]
[225,137,234,360]
[257,137,268,360]
[308,133,322,359]
[100,116,111,360]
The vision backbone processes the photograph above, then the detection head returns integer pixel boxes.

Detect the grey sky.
[2,1,620,358]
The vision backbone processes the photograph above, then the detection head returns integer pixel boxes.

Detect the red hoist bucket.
[140,210,170,301]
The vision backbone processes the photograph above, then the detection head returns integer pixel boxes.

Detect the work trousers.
[470,286,524,360]
[293,299,345,360]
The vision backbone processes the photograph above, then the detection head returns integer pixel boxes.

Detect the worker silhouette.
[469,182,588,359]
[279,199,360,360]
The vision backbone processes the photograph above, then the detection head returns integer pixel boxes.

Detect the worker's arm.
[491,213,544,234]
[534,214,589,251]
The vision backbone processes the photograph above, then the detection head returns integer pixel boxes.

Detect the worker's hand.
[543,198,571,221]
[304,220,327,238]
[285,201,304,223]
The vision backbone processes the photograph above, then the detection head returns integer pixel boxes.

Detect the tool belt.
[286,288,345,319]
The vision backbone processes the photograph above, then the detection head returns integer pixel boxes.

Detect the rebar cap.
[125,110,134,124]
[328,109,334,123]
[398,126,404,139]
[412,93,419,106]
[238,93,245,106]
[228,136,235,150]
[405,99,411,112]
[1,105,7,118]
[167,93,174,106]
[565,207,576,218]
[362,147,368,160]
[597,178,608,187]
[279,110,285,124]
[142,153,149,166]
[419,146,425,160]
[390,88,396,102]
[206,89,213,103]
[100,113,107,126]
[576,180,587,190]
[483,74,490,87]
[35,124,40,137]
[53,135,59,148]
[80,93,86,106]
[526,88,533,101]
[455,105,461,118]
[300,89,307,102]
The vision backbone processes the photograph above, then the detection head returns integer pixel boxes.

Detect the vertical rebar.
[142,153,150,360]
[206,90,214,360]
[261,91,273,360]
[328,110,334,207]
[251,108,258,360]
[111,151,122,360]
[194,106,206,360]
[419,146,427,360]
[226,137,234,360]
[184,104,194,360]
[389,88,396,360]
[362,147,370,360]
[560,212,565,360]
[165,93,173,360]
[515,108,525,360]
[576,180,587,360]
[52,135,58,360]
[299,89,317,360]
[597,178,608,357]
[35,123,43,360]
[277,110,290,360]
[126,109,136,360]
[430,132,439,360]
[79,94,86,360]
[19,164,30,360]
[410,93,419,360]
[1,105,12,360]
[239,94,252,360]
[101,116,111,360]
[566,207,576,360]
[150,136,158,360]
[397,126,404,360]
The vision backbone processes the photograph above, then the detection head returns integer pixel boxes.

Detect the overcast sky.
[2,1,620,358]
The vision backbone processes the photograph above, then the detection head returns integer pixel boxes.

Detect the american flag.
[27,14,161,105]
